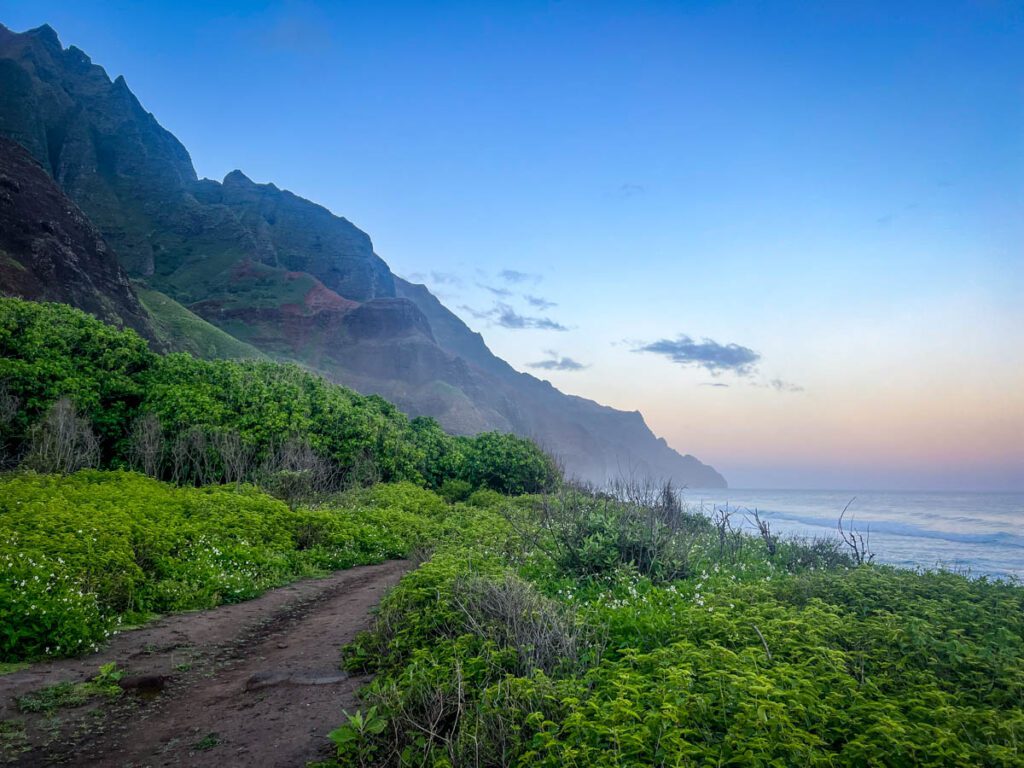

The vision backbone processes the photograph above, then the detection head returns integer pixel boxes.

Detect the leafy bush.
[457,432,560,495]
[438,479,473,504]
[0,299,152,461]
[528,483,712,582]
[142,354,428,484]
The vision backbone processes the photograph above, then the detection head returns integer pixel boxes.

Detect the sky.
[3,0,1022,490]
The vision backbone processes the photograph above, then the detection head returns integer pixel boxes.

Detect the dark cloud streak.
[635,334,760,376]
[528,353,587,371]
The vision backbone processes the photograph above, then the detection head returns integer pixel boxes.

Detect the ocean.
[685,488,1024,581]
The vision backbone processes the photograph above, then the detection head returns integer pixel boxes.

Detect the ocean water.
[684,489,1024,581]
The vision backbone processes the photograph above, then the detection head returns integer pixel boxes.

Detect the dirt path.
[0,560,411,767]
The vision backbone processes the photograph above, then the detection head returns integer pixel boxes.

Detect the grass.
[193,732,220,751]
[16,664,123,714]
[0,719,29,758]
[133,284,265,360]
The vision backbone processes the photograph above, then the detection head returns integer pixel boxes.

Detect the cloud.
[477,283,513,298]
[500,269,541,284]
[619,182,645,197]
[525,294,557,310]
[528,350,587,371]
[769,378,804,393]
[430,271,462,286]
[458,304,492,321]
[635,334,760,376]
[700,382,730,388]
[495,304,567,331]
[459,303,568,332]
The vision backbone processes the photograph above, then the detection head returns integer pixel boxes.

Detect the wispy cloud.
[478,283,513,298]
[635,334,760,376]
[496,304,567,331]
[528,350,587,371]
[525,294,557,310]
[461,303,568,331]
[700,382,730,388]
[430,271,463,286]
[769,378,804,393]
[618,182,645,197]
[500,269,541,284]
[458,304,492,321]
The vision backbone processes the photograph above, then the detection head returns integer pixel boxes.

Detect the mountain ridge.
[0,22,726,488]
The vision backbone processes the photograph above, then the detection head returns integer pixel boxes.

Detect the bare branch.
[22,398,100,474]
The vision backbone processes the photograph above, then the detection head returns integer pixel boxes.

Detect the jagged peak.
[27,24,62,48]
[223,169,254,185]
[64,44,95,71]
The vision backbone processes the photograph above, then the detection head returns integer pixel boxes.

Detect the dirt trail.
[0,560,410,767]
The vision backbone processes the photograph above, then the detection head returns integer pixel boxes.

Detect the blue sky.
[3,0,1022,489]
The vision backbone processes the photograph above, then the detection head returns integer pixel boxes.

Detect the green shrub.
[438,479,473,503]
[0,472,452,662]
[457,432,560,495]
[0,299,153,461]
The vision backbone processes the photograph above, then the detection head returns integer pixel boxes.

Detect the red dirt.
[0,560,411,767]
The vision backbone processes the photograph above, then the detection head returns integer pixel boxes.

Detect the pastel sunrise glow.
[8,0,1020,490]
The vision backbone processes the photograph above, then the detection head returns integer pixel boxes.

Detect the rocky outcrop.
[0,137,157,341]
[0,24,200,277]
[0,23,726,488]
[194,171,395,301]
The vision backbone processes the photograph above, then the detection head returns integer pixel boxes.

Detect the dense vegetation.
[0,298,559,495]
[0,471,451,660]
[336,486,1024,767]
[1,297,1021,766]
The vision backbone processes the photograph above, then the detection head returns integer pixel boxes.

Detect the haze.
[6,0,1021,490]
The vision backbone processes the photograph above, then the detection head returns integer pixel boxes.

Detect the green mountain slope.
[133,284,266,361]
[0,23,726,488]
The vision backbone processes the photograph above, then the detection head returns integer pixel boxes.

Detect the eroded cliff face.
[0,24,394,302]
[0,23,726,488]
[0,137,158,342]
[195,170,395,301]
[0,24,198,277]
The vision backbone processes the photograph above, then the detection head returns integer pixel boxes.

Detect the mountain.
[0,23,726,488]
[0,135,265,361]
[0,135,156,340]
